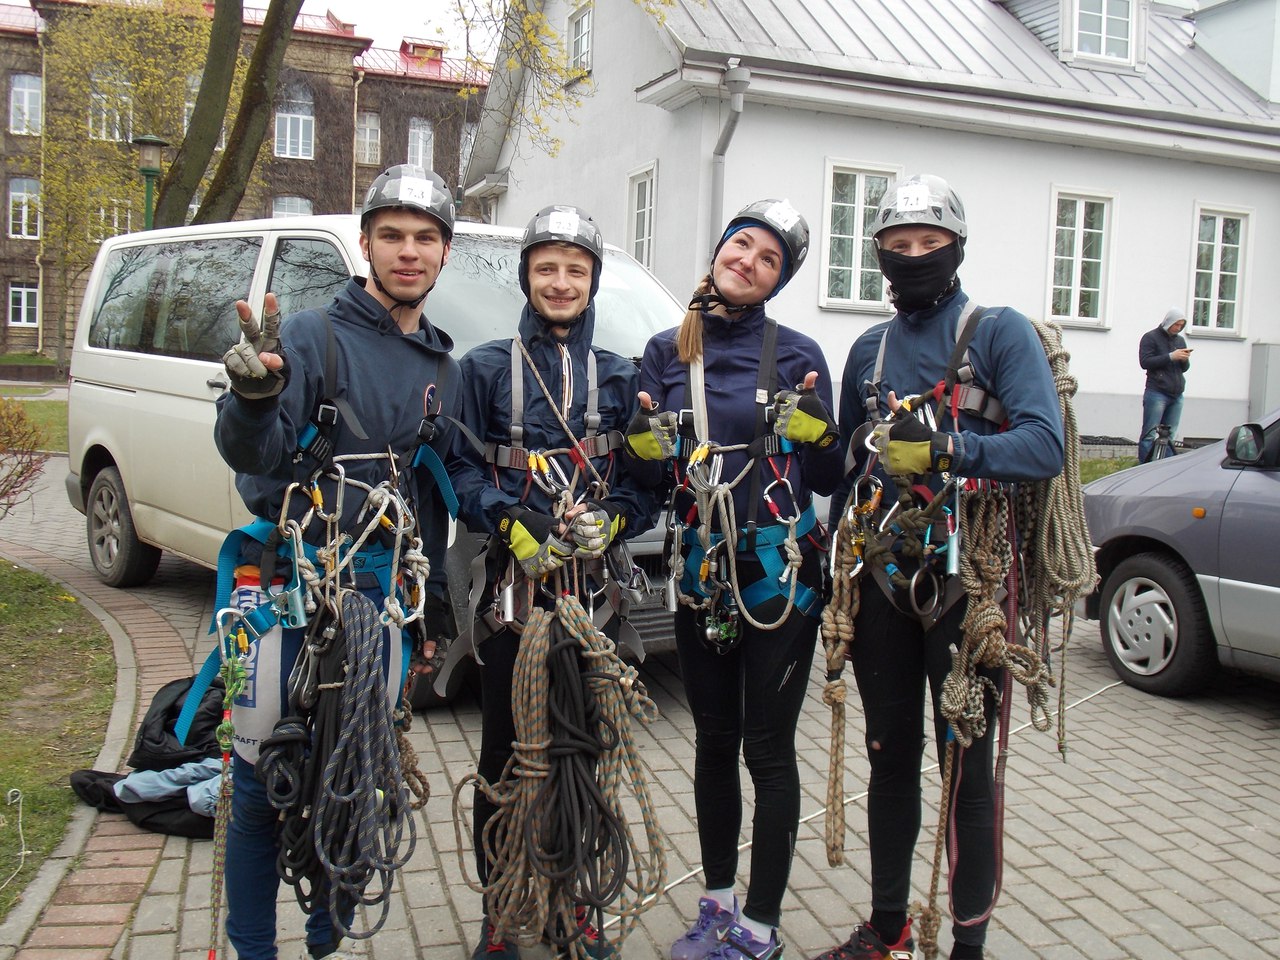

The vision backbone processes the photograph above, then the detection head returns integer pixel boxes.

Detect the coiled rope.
[453,588,665,957]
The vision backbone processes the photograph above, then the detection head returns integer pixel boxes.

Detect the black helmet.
[519,204,605,300]
[361,164,454,241]
[713,199,810,300]
[871,174,967,244]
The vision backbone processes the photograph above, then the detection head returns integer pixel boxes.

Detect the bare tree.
[0,401,48,521]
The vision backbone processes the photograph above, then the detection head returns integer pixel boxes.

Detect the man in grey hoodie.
[1138,307,1192,462]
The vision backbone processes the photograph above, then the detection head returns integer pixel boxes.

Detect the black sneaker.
[472,917,520,960]
[809,920,920,960]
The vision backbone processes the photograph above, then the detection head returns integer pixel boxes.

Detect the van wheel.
[87,466,161,587]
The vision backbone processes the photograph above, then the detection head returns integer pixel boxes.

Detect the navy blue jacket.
[639,305,843,550]
[451,304,658,538]
[1139,325,1190,397]
[833,287,1064,523]
[215,277,459,596]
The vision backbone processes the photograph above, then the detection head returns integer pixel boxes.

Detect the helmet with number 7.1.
[870,173,967,246]
[361,164,455,242]
[713,198,810,299]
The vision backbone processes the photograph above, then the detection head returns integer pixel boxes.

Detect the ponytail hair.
[676,273,714,364]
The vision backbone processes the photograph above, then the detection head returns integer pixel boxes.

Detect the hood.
[517,301,596,348]
[1161,307,1187,332]
[344,277,455,356]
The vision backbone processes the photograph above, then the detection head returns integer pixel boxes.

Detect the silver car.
[1083,409,1280,695]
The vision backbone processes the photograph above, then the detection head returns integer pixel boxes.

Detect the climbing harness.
[195,447,440,951]
[820,308,1097,959]
[662,318,827,651]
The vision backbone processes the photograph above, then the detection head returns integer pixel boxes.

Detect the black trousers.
[851,582,999,948]
[674,551,822,928]
[473,625,521,884]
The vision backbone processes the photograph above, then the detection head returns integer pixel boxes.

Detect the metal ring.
[908,567,942,618]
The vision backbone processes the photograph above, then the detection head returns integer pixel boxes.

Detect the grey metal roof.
[660,0,1276,124]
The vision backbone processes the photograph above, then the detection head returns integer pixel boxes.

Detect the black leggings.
[851,583,999,949]
[674,551,821,928]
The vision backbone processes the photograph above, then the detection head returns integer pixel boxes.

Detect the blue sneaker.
[705,922,784,960]
[670,897,739,960]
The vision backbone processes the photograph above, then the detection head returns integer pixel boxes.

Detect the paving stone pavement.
[2,461,1279,960]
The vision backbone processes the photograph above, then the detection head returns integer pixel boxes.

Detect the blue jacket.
[833,288,1063,523]
[639,305,843,550]
[1139,325,1189,397]
[451,304,658,538]
[215,277,460,596]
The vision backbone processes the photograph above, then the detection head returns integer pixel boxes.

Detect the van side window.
[268,237,350,319]
[87,236,261,361]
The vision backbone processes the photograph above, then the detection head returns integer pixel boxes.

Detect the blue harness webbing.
[176,520,401,746]
[680,503,821,619]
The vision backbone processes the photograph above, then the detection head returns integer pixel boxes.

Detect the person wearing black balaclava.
[815,175,1063,960]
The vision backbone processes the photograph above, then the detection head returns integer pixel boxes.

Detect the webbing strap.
[744,319,780,552]
[175,647,223,747]
[509,338,524,447]
[867,299,983,422]
[680,504,817,603]
[411,441,459,518]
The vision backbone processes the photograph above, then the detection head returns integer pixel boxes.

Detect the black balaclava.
[878,242,963,313]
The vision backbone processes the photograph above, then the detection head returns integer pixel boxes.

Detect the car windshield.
[426,234,681,359]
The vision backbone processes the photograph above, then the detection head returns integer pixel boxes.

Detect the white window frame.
[356,111,381,165]
[819,159,899,312]
[274,87,314,160]
[91,199,132,242]
[8,284,38,328]
[89,70,133,142]
[8,177,40,240]
[1047,188,1113,326]
[9,74,41,136]
[569,4,593,74]
[626,161,656,270]
[1189,204,1249,336]
[272,196,313,219]
[407,117,434,170]
[459,120,479,179]
[1061,0,1147,70]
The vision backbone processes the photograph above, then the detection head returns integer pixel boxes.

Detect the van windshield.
[428,234,682,360]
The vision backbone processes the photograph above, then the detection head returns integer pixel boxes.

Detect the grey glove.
[222,303,285,400]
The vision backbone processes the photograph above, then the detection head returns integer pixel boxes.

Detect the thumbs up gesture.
[772,371,838,447]
[624,391,679,461]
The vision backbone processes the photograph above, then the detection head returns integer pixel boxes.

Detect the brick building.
[0,1,487,361]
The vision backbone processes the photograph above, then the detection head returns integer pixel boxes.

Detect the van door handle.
[206,378,228,390]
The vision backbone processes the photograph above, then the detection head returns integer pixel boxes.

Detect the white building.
[464,0,1280,438]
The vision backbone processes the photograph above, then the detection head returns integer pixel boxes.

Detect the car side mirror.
[1226,423,1264,465]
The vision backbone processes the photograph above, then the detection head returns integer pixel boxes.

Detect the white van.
[66,215,682,687]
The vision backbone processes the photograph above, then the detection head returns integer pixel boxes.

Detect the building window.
[92,200,132,241]
[821,163,893,308]
[89,69,133,142]
[408,118,433,170]
[1192,209,1246,332]
[8,284,38,327]
[459,120,479,178]
[272,196,313,219]
[356,111,381,165]
[1050,193,1110,322]
[9,74,41,136]
[569,4,592,73]
[627,163,656,269]
[274,85,314,160]
[1077,0,1130,60]
[8,177,40,239]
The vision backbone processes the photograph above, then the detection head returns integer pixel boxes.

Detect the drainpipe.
[708,60,751,257]
[351,67,365,213]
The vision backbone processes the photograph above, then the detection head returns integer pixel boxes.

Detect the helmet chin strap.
[369,262,431,312]
[688,278,758,315]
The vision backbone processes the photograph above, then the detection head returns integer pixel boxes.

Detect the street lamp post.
[131,134,169,230]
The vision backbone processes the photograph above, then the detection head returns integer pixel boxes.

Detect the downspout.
[708,60,751,256]
[351,67,365,213]
[35,16,47,355]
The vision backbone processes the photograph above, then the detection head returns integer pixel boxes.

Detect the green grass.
[1079,456,1138,484]
[0,386,48,398]
[0,352,56,366]
[13,400,67,454]
[0,564,115,923]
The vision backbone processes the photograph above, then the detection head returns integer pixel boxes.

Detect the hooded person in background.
[1137,307,1191,462]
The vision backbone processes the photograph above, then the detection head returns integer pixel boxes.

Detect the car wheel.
[87,466,161,588]
[1099,551,1216,696]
